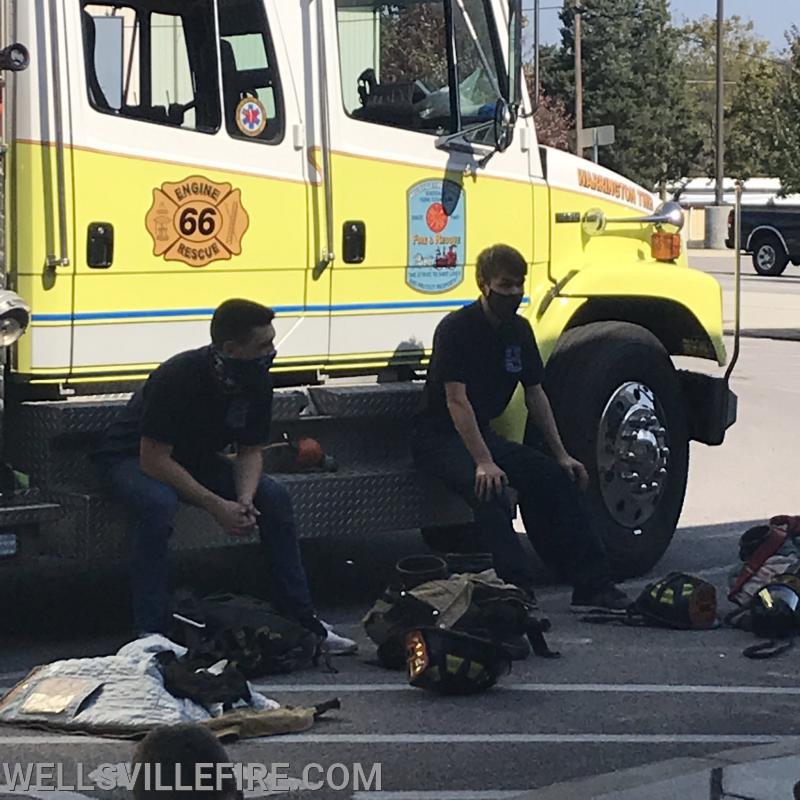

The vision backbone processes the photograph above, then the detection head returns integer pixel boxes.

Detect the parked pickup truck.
[727,205,800,276]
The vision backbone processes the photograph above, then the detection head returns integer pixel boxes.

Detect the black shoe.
[571,583,631,613]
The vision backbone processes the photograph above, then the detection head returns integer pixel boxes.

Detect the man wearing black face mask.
[413,245,630,613]
[94,299,357,653]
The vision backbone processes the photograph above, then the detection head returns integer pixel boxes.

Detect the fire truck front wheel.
[529,321,689,579]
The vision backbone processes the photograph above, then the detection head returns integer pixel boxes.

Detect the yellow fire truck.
[0,0,735,577]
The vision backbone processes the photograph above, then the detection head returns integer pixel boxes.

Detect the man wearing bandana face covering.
[413,245,631,613]
[94,299,357,653]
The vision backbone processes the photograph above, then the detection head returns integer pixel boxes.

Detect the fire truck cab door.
[323,0,535,369]
[67,1,319,382]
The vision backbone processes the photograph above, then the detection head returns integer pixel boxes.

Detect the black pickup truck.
[727,205,800,276]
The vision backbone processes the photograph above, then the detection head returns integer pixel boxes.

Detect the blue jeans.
[412,426,611,592]
[99,456,314,633]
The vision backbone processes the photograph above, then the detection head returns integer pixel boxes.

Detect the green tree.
[775,28,800,194]
[545,0,702,188]
[725,58,783,179]
[677,15,779,175]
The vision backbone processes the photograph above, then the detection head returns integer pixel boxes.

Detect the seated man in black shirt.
[94,299,357,653]
[413,244,630,611]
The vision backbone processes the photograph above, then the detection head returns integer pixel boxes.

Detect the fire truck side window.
[334,0,504,136]
[217,0,285,144]
[80,1,220,133]
[336,1,449,133]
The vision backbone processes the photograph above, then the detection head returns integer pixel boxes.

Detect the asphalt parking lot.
[2,258,800,798]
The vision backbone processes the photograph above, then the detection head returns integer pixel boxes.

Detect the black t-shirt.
[420,301,544,431]
[94,346,273,467]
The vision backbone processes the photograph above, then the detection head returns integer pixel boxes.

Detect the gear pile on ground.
[364,554,558,694]
[0,634,339,738]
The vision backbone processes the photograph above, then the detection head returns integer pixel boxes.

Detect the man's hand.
[238,496,261,525]
[209,497,256,536]
[557,454,589,491]
[475,460,508,502]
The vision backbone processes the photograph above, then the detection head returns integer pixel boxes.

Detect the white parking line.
[169,733,799,745]
[0,733,795,746]
[354,792,525,799]
[6,681,793,697]
[250,682,800,696]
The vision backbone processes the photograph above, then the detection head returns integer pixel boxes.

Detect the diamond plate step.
[308,383,424,419]
[35,468,471,563]
[10,390,308,491]
[0,501,62,527]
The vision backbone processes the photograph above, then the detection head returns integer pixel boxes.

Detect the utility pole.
[705,0,728,247]
[574,2,583,155]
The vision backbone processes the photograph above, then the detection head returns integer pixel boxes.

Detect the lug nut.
[650,481,659,490]
[658,467,667,476]
[660,447,670,458]
[640,483,649,492]
[621,471,640,482]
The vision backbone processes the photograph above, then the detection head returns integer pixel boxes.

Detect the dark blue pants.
[412,427,611,591]
[100,456,314,634]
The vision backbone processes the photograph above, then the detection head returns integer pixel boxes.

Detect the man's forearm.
[141,456,220,512]
[447,399,493,465]
[233,447,264,503]
[526,388,568,458]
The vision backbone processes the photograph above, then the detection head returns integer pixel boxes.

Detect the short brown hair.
[210,299,275,347]
[132,724,241,799]
[476,244,527,287]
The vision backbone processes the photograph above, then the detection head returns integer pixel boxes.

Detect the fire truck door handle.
[87,223,114,269]
[342,221,366,264]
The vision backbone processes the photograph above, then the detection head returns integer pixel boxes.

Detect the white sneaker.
[320,620,358,655]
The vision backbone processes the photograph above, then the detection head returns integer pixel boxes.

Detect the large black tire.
[751,234,789,276]
[525,322,689,579]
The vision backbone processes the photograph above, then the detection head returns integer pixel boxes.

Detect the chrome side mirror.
[493,98,515,152]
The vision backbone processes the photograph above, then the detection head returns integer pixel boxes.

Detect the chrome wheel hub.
[757,245,776,270]
[596,382,669,528]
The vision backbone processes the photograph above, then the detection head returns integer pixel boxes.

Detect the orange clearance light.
[406,630,429,679]
[652,231,681,262]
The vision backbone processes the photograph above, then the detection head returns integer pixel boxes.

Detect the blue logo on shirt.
[505,345,522,374]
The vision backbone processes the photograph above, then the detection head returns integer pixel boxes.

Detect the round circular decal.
[426,202,449,234]
[146,176,250,268]
[235,97,267,137]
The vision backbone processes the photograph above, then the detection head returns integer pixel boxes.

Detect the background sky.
[531,1,798,53]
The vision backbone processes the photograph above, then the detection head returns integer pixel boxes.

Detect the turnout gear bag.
[405,627,511,695]
[728,516,800,606]
[583,573,718,630]
[363,565,558,671]
[170,591,322,678]
[727,573,800,659]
